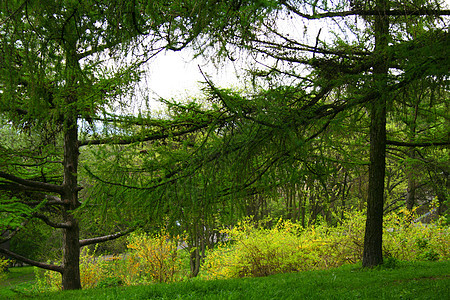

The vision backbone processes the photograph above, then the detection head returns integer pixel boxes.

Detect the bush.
[96,276,123,288]
[203,210,449,280]
[383,209,449,262]
[0,258,9,282]
[34,230,186,291]
[34,246,113,291]
[202,215,368,280]
[124,231,185,284]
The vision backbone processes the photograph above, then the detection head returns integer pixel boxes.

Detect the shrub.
[203,218,309,279]
[34,246,112,291]
[124,231,185,284]
[0,258,9,282]
[383,208,450,262]
[96,276,123,288]
[34,265,61,292]
[34,231,187,291]
[203,210,449,280]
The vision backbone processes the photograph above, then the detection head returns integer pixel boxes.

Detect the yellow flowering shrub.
[79,246,110,289]
[34,246,112,291]
[0,258,9,282]
[383,208,449,261]
[203,210,449,280]
[203,218,306,279]
[125,231,185,284]
[34,266,61,292]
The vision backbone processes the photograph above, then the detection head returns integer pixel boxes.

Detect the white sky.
[143,50,244,109]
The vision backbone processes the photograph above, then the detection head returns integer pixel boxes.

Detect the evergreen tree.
[0,0,173,289]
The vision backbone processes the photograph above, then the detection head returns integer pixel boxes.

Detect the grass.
[0,266,38,298]
[1,260,449,299]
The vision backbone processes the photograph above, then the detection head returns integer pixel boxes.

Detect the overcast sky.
[144,49,243,105]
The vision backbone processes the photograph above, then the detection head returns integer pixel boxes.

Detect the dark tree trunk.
[61,115,82,290]
[189,247,201,278]
[406,148,417,211]
[362,0,389,268]
[61,215,81,290]
[362,98,386,267]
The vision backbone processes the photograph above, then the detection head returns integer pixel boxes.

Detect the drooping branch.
[0,219,30,244]
[280,3,450,20]
[0,247,63,273]
[79,227,135,247]
[0,1,27,26]
[32,213,71,229]
[79,113,230,147]
[386,140,450,147]
[0,171,63,193]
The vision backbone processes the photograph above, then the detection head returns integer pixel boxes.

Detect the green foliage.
[0,258,9,282]
[34,266,61,293]
[203,210,449,279]
[34,246,111,291]
[96,276,123,288]
[202,214,363,279]
[383,208,449,262]
[10,219,60,262]
[0,197,35,229]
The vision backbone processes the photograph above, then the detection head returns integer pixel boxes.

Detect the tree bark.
[406,148,417,211]
[60,114,82,290]
[362,0,389,268]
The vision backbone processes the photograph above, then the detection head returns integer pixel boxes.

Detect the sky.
[143,49,244,110]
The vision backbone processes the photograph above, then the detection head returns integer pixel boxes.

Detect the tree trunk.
[362,0,389,268]
[406,148,417,211]
[61,115,82,289]
[61,215,81,290]
[406,104,418,211]
[189,247,201,278]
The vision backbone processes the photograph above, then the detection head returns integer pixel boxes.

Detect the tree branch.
[0,219,30,244]
[280,3,450,19]
[0,247,62,273]
[32,213,71,229]
[79,121,217,147]
[0,171,63,193]
[386,140,450,147]
[0,1,27,26]
[79,228,135,247]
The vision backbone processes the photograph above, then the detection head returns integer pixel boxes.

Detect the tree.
[0,0,170,289]
[229,0,448,268]
[124,0,449,268]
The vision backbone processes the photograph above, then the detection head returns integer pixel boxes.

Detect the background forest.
[0,0,449,292]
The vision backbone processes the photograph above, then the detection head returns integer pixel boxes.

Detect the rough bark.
[60,115,82,290]
[362,0,389,268]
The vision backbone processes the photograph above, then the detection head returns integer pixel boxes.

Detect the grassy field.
[0,266,37,298]
[1,260,449,299]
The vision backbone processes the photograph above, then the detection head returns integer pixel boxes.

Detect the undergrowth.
[31,209,449,291]
[0,258,9,282]
[202,209,449,279]
[34,230,185,291]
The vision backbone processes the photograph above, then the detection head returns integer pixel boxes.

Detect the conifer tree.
[0,0,175,289]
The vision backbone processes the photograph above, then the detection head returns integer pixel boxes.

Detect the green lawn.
[1,261,449,299]
[0,266,37,298]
